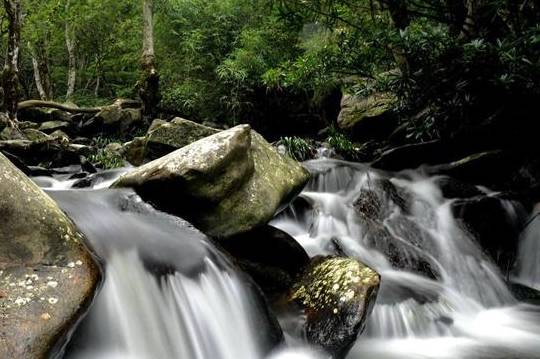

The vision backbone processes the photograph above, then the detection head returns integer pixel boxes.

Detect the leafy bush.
[326,127,362,161]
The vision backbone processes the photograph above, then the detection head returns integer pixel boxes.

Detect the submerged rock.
[452,195,524,273]
[0,153,101,358]
[222,225,310,297]
[114,125,310,238]
[289,256,380,358]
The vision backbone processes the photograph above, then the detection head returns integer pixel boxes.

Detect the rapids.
[32,158,540,359]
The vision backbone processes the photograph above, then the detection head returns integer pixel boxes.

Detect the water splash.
[271,159,540,358]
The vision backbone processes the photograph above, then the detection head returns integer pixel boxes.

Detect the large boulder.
[337,92,397,141]
[122,118,219,166]
[114,124,310,238]
[0,153,101,358]
[288,256,380,358]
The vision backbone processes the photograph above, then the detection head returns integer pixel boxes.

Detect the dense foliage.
[1,0,539,141]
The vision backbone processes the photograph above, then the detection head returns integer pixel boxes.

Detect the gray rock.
[0,153,101,358]
[114,125,310,238]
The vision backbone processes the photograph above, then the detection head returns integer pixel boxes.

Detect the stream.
[33,159,540,359]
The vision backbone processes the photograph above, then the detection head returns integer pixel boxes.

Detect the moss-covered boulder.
[0,153,101,358]
[289,256,380,358]
[144,118,219,162]
[337,92,397,141]
[114,124,310,238]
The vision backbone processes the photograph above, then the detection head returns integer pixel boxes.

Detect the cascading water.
[35,179,272,359]
[271,159,540,359]
[32,157,540,359]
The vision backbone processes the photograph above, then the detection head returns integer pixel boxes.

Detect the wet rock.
[289,256,380,358]
[222,225,310,297]
[0,153,101,358]
[337,92,397,142]
[435,176,483,199]
[353,178,409,220]
[114,125,310,238]
[452,195,524,273]
[508,282,540,305]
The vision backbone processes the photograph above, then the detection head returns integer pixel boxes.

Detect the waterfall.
[45,187,269,359]
[33,158,540,359]
[271,159,540,359]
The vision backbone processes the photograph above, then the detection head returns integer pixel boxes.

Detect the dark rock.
[0,153,101,358]
[288,256,380,358]
[435,176,483,199]
[221,225,310,297]
[452,195,524,273]
[371,140,453,171]
[353,178,410,220]
[508,282,540,305]
[72,137,92,145]
[80,156,97,174]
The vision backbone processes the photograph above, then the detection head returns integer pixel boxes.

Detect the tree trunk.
[29,40,53,101]
[379,0,412,76]
[1,0,23,123]
[65,0,76,100]
[31,56,47,100]
[460,0,488,40]
[446,0,467,36]
[139,0,160,120]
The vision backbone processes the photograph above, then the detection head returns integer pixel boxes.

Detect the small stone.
[47,281,58,288]
[40,313,51,321]
[48,297,58,305]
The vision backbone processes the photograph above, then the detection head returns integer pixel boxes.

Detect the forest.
[1,1,540,359]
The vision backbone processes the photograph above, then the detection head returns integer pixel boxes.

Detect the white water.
[271,159,540,359]
[47,188,270,359]
[35,158,540,359]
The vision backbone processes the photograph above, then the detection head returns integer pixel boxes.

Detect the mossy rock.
[144,118,219,162]
[337,92,397,141]
[114,125,310,238]
[289,256,380,358]
[0,153,101,358]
